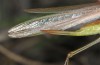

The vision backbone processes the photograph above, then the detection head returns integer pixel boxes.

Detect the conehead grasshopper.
[8,1,100,65]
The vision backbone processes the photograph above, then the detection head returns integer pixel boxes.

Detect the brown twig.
[0,44,63,65]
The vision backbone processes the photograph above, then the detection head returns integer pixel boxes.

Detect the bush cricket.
[8,1,100,65]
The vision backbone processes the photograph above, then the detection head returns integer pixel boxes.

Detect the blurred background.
[0,0,100,65]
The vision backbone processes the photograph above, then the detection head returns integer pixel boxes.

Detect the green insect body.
[43,20,100,36]
[66,23,100,36]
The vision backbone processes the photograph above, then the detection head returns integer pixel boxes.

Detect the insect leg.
[64,37,100,65]
[42,30,97,36]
